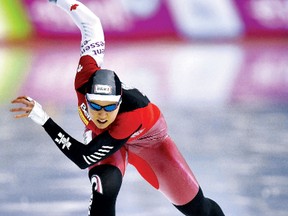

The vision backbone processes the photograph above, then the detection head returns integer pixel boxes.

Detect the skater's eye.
[86,98,121,112]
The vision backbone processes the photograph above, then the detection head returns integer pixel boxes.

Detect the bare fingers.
[11,96,33,105]
[10,96,35,119]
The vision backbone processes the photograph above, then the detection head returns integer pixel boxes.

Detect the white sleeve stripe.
[83,155,91,165]
[87,156,97,163]
[90,155,102,160]
[102,146,114,149]
[99,149,110,153]
[94,152,106,156]
[82,145,114,165]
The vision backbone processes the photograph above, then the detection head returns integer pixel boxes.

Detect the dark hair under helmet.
[86,69,122,102]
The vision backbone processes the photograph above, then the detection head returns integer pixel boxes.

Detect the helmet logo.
[94,84,112,94]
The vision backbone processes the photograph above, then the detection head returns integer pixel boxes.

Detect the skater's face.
[86,99,121,129]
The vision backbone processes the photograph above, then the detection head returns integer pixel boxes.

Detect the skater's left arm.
[49,0,105,67]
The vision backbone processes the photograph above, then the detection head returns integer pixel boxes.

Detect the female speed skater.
[10,0,225,215]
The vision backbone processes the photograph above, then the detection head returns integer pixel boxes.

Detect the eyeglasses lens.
[88,101,118,112]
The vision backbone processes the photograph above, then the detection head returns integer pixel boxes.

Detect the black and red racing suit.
[43,0,199,206]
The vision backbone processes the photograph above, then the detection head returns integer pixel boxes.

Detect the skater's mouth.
[97,119,108,124]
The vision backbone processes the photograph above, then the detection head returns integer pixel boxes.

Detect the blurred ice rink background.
[1,0,288,216]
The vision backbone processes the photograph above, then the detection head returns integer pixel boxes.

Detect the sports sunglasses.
[86,98,121,112]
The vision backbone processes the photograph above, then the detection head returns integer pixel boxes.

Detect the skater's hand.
[11,96,35,119]
[11,96,49,126]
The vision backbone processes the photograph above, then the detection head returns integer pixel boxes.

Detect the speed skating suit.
[44,0,225,215]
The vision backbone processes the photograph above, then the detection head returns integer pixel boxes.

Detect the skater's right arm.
[10,96,129,169]
[49,0,105,67]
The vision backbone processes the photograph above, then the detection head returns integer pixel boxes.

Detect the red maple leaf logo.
[70,4,79,11]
